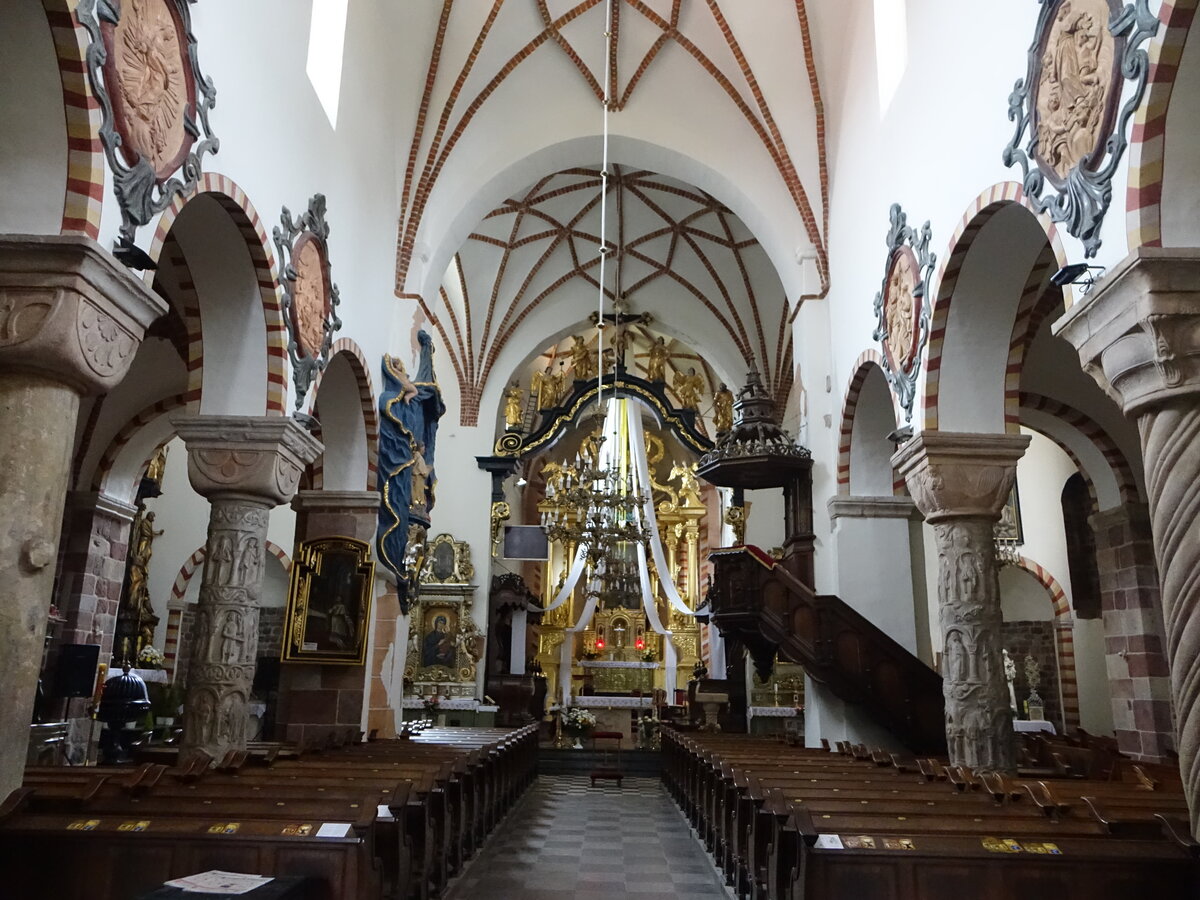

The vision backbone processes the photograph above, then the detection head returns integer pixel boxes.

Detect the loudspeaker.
[53,644,100,698]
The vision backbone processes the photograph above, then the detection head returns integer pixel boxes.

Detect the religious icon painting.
[77,0,220,246]
[282,536,375,665]
[872,203,935,424]
[1003,0,1159,256]
[273,194,343,420]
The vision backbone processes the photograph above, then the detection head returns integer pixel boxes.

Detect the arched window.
[1061,473,1101,619]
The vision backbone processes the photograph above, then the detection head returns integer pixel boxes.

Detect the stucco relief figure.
[292,238,328,358]
[945,629,968,683]
[186,689,215,747]
[1035,0,1113,180]
[646,337,669,382]
[220,610,244,664]
[503,382,524,428]
[210,534,235,585]
[713,383,734,434]
[217,693,243,744]
[569,334,596,382]
[884,253,917,370]
[673,367,704,411]
[114,0,187,174]
[237,537,260,587]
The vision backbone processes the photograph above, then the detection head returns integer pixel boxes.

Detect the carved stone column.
[0,236,164,800]
[893,431,1029,773]
[173,417,322,762]
[1055,248,1200,832]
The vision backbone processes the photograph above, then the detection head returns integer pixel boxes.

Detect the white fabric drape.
[624,400,710,616]
[635,543,677,697]
[559,587,601,705]
[528,543,588,613]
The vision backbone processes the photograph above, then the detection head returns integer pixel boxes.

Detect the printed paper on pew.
[164,871,274,893]
[814,834,844,850]
[316,821,353,838]
[377,804,395,822]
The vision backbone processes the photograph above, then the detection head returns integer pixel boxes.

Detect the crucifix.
[589,296,652,373]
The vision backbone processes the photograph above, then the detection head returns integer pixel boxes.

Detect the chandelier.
[539,436,650,567]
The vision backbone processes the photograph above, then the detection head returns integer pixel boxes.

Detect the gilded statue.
[569,334,596,382]
[1035,0,1111,179]
[673,367,704,411]
[409,442,431,514]
[713,383,734,434]
[145,444,168,485]
[578,423,604,471]
[503,381,524,429]
[669,461,703,507]
[552,362,570,404]
[646,336,669,382]
[612,323,633,370]
[531,364,558,411]
[885,255,916,370]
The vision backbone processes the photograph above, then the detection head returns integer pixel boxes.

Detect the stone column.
[893,431,1029,773]
[1055,248,1200,831]
[278,490,381,745]
[1090,504,1174,761]
[173,416,322,762]
[0,236,164,799]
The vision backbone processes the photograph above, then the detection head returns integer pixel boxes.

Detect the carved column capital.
[1054,248,1200,416]
[172,415,323,506]
[291,490,381,514]
[0,235,167,394]
[892,431,1030,523]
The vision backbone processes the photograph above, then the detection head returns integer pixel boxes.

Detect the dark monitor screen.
[503,525,549,560]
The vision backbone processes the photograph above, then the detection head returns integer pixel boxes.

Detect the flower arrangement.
[641,648,656,663]
[138,645,165,669]
[422,695,441,714]
[560,706,597,736]
[637,712,661,748]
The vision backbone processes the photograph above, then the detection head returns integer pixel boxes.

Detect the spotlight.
[886,425,913,448]
[112,238,157,271]
[1050,262,1106,293]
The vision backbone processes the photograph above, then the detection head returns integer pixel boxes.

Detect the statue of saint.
[409,442,431,514]
[578,423,604,471]
[673,367,704,411]
[713,383,734,433]
[569,334,596,382]
[612,324,633,371]
[503,381,524,429]
[646,336,669,382]
[220,611,244,664]
[531,365,558,411]
[145,445,168,485]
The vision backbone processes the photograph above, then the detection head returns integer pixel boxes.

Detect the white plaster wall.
[830,515,918,654]
[0,1,68,235]
[1072,617,1115,736]
[1000,567,1055,622]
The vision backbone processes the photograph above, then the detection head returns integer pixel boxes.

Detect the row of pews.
[662,728,1199,900]
[0,723,537,900]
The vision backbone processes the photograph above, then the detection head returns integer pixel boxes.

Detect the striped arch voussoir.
[308,338,381,492]
[836,349,905,496]
[145,174,288,415]
[923,183,1068,432]
[93,393,190,495]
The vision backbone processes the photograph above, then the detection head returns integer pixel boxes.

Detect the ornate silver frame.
[872,203,935,423]
[272,194,342,421]
[78,0,220,249]
[1002,0,1158,257]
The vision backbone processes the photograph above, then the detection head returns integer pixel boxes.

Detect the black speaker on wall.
[53,644,100,698]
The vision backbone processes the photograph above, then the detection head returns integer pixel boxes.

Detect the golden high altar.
[532,432,706,703]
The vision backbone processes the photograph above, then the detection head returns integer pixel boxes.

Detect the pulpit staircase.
[708,545,947,755]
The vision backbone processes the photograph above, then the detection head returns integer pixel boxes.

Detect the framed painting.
[995,482,1024,545]
[282,536,375,665]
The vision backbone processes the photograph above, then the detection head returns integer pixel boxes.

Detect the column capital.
[891,431,1029,523]
[0,235,166,394]
[172,415,323,506]
[1054,247,1200,416]
[291,489,381,514]
[827,495,919,521]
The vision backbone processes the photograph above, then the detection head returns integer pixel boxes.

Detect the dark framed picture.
[282,536,375,665]
[996,482,1023,545]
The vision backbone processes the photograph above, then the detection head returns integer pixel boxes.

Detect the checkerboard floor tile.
[444,776,734,899]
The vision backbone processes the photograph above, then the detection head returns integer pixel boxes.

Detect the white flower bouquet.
[561,706,598,736]
[138,645,165,669]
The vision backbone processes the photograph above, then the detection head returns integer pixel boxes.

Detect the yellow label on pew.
[1025,842,1063,855]
[67,819,100,831]
[281,824,313,836]
[882,838,915,850]
[117,821,150,832]
[208,823,241,834]
[981,836,1023,853]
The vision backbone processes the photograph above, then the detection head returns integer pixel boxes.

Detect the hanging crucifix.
[589,296,652,374]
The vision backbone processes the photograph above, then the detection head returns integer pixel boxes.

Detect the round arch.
[307,338,380,492]
[1007,555,1081,732]
[923,184,1068,433]
[146,173,288,415]
[836,350,903,497]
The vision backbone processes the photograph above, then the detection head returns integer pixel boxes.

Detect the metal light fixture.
[1050,263,1106,294]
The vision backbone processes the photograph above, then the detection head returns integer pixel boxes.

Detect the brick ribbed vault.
[424,167,793,425]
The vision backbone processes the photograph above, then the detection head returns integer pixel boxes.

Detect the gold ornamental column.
[1055,248,1200,834]
[0,236,165,798]
[173,416,322,762]
[893,431,1029,774]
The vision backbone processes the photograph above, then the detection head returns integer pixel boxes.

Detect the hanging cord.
[595,0,614,410]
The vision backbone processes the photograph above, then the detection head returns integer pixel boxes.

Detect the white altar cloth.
[1013,719,1056,734]
[580,660,659,669]
[747,706,801,718]
[572,696,653,709]
[106,667,168,684]
[402,697,482,710]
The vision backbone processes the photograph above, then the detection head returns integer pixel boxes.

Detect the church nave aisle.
[444,775,732,900]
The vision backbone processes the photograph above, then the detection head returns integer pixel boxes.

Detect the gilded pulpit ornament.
[872,204,934,423]
[78,0,220,248]
[1002,0,1158,256]
[272,194,343,421]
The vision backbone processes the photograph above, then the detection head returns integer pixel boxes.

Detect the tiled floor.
[445,775,733,899]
